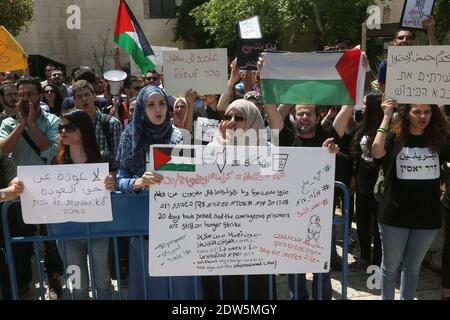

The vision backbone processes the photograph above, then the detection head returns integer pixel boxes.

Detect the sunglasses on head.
[223,114,246,122]
[397,35,412,40]
[58,123,78,133]
[146,76,159,81]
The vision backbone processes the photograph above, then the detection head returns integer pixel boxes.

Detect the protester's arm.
[0,178,24,202]
[332,105,353,138]
[265,104,285,131]
[423,15,439,46]
[243,70,254,93]
[321,107,338,128]
[218,59,240,112]
[0,117,26,154]
[371,99,397,159]
[112,48,122,70]
[27,108,53,151]
[277,104,294,121]
[184,89,196,133]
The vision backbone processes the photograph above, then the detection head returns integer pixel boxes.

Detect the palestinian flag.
[261,48,363,105]
[114,0,155,74]
[153,146,196,172]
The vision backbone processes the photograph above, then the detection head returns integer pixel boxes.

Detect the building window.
[149,0,176,18]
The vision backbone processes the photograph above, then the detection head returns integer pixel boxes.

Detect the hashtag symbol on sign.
[322,184,330,192]
[323,165,331,172]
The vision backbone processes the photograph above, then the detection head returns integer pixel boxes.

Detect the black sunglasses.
[146,76,159,81]
[223,114,246,122]
[58,123,78,133]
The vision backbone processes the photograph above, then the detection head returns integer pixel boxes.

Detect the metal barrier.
[1,182,349,300]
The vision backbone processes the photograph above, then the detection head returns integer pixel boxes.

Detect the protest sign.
[400,0,435,30]
[0,26,27,72]
[149,145,335,276]
[238,16,262,39]
[18,163,112,224]
[194,117,219,143]
[236,39,277,70]
[385,46,450,105]
[162,49,228,96]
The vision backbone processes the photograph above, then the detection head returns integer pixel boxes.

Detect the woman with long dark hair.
[350,93,384,271]
[55,109,115,300]
[372,102,450,300]
[43,84,63,116]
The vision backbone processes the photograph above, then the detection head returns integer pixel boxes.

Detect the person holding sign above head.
[377,15,438,93]
[53,109,115,300]
[116,85,201,299]
[371,101,450,300]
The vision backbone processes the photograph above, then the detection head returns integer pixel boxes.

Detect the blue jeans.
[288,273,332,300]
[378,223,438,300]
[58,238,112,300]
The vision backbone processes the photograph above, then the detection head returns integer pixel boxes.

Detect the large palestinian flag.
[261,49,364,106]
[114,0,155,74]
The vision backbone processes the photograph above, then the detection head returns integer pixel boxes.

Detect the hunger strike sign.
[148,145,336,276]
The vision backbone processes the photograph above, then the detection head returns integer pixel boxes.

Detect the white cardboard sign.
[239,16,262,39]
[149,145,335,276]
[385,46,450,105]
[162,49,228,96]
[18,163,112,224]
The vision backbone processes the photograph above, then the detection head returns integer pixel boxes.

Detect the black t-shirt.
[378,133,450,229]
[355,135,379,196]
[0,152,16,188]
[279,122,340,147]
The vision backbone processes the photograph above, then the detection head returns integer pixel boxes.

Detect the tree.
[434,0,450,44]
[0,0,34,36]
[190,0,376,50]
[92,28,111,74]
[173,0,214,48]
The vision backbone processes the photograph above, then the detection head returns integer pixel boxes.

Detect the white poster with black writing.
[18,163,112,224]
[396,147,440,180]
[149,145,335,276]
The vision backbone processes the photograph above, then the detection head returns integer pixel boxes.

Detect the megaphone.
[103,70,127,96]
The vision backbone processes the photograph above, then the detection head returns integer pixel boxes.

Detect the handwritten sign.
[162,49,228,96]
[194,117,219,143]
[396,147,440,180]
[18,164,112,224]
[149,145,335,276]
[237,39,277,70]
[238,16,262,39]
[385,46,450,105]
[0,26,27,72]
[400,0,435,30]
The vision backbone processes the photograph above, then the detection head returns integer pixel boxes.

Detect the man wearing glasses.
[377,15,438,92]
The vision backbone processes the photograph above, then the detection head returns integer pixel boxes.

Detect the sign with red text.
[18,163,112,224]
[149,145,335,276]
[385,46,450,105]
[162,48,228,96]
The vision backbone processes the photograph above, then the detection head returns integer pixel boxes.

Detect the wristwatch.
[0,191,6,200]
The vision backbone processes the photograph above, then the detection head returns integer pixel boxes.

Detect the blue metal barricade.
[1,182,349,300]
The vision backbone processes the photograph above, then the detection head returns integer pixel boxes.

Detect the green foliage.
[0,0,34,36]
[173,0,215,48]
[434,0,450,44]
[190,0,376,50]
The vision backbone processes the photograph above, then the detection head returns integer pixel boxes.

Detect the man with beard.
[0,77,61,298]
[265,103,353,300]
[0,83,18,123]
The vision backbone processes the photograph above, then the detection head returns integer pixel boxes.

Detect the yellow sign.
[0,26,27,72]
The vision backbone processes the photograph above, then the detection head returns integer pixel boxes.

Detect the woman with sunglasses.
[202,100,273,300]
[372,102,450,300]
[116,85,200,299]
[43,84,63,116]
[55,109,115,299]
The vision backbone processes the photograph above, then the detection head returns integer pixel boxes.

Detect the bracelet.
[377,128,388,137]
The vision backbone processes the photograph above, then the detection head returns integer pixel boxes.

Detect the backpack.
[373,140,405,203]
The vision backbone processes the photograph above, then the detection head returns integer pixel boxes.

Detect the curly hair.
[390,105,450,152]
